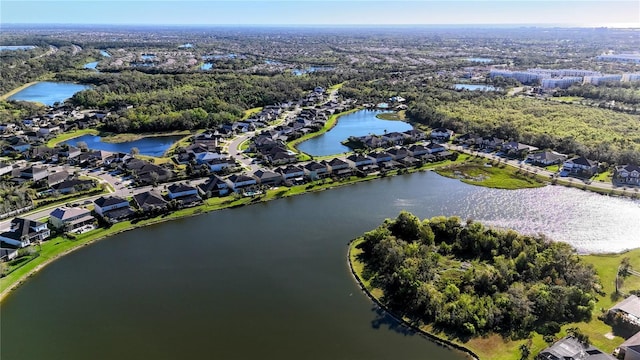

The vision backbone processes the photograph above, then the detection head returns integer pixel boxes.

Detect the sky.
[1,0,639,27]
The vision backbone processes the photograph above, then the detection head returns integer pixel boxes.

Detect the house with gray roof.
[133,191,169,212]
[527,150,568,166]
[49,207,95,232]
[0,218,50,248]
[610,295,640,327]
[537,336,616,360]
[617,330,640,360]
[94,195,133,222]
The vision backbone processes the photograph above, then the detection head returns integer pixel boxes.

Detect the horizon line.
[3,23,639,28]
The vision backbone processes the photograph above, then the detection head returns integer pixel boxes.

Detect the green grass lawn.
[242,107,263,120]
[592,170,613,183]
[375,110,406,121]
[435,158,545,190]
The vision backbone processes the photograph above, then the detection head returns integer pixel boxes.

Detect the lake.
[0,45,36,51]
[297,109,413,156]
[454,84,497,91]
[99,50,111,57]
[200,62,214,70]
[1,172,639,360]
[466,57,493,63]
[7,81,91,106]
[63,134,185,157]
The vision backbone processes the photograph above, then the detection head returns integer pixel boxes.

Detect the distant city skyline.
[2,1,639,27]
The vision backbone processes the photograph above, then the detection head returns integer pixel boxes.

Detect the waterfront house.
[403,129,426,141]
[198,175,230,197]
[226,174,258,191]
[277,165,305,180]
[387,147,410,160]
[303,161,329,180]
[381,132,409,146]
[0,248,19,262]
[526,150,568,166]
[609,295,640,327]
[368,151,393,163]
[538,336,615,360]
[252,169,282,187]
[430,128,454,141]
[49,207,96,232]
[167,183,202,207]
[563,157,599,177]
[346,154,374,168]
[93,195,133,222]
[614,164,640,186]
[133,190,169,212]
[323,158,350,172]
[0,218,50,248]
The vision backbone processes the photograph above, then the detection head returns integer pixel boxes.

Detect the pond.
[83,61,99,70]
[292,66,334,76]
[454,84,497,91]
[99,50,111,57]
[1,172,638,360]
[200,62,214,70]
[297,109,413,156]
[7,81,91,106]
[63,134,185,157]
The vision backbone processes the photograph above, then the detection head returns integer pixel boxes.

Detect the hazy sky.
[2,0,639,26]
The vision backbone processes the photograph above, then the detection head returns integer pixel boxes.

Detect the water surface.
[8,81,91,106]
[64,134,184,157]
[1,172,638,360]
[200,62,214,70]
[0,45,36,51]
[454,84,497,91]
[84,61,98,70]
[297,109,413,156]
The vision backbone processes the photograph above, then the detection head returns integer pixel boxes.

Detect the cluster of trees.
[58,70,347,132]
[407,96,640,165]
[558,82,640,108]
[356,211,600,339]
[0,183,35,216]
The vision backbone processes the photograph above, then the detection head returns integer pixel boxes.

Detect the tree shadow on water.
[370,305,416,337]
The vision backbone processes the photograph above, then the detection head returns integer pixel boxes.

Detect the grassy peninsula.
[349,211,640,360]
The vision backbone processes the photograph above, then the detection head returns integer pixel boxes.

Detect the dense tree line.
[558,82,640,107]
[356,212,601,339]
[58,70,348,132]
[407,96,640,165]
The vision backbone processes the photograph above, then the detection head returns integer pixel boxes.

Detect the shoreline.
[347,238,479,360]
[1,81,40,100]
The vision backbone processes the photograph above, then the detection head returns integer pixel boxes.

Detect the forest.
[354,211,601,340]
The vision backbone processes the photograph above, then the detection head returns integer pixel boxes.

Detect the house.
[58,145,81,161]
[615,164,640,185]
[277,165,305,180]
[408,144,429,157]
[253,169,282,186]
[167,183,199,200]
[430,127,454,141]
[206,158,237,173]
[0,248,19,262]
[323,158,350,172]
[368,151,393,163]
[346,154,374,168]
[133,190,169,212]
[617,331,640,360]
[51,179,95,194]
[49,207,96,232]
[20,166,48,182]
[38,125,60,136]
[198,175,230,197]
[9,140,31,153]
[0,161,13,176]
[537,336,615,360]
[47,170,70,187]
[0,218,50,247]
[381,132,409,146]
[387,147,410,160]
[527,151,568,166]
[454,133,481,146]
[609,295,640,327]
[403,129,427,142]
[226,174,257,191]
[563,157,599,177]
[501,141,539,157]
[425,142,447,154]
[303,161,329,180]
[479,136,504,150]
[93,195,133,221]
